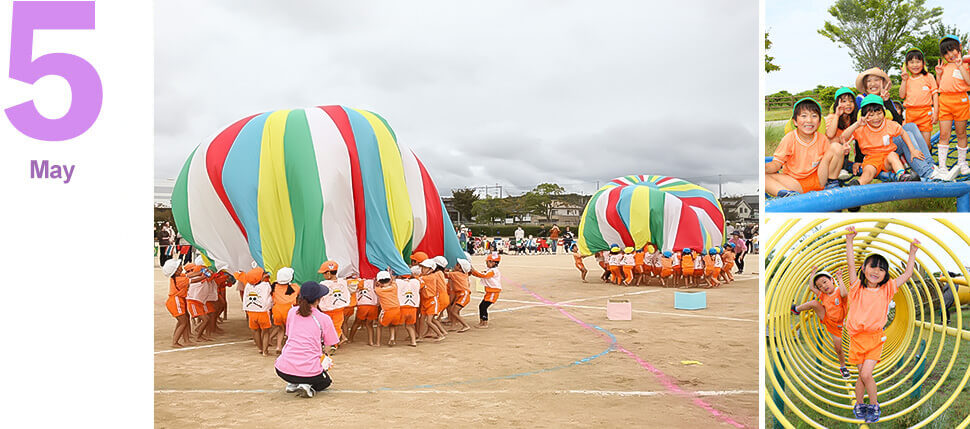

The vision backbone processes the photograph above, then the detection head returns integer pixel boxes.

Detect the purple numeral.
[6,1,102,141]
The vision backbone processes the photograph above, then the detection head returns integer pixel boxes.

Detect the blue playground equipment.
[766,123,970,212]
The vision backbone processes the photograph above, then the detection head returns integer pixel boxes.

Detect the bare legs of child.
[348,318,375,346]
[855,359,879,417]
[447,304,471,332]
[272,325,285,354]
[171,314,190,348]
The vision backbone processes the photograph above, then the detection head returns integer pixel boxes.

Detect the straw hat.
[855,68,890,94]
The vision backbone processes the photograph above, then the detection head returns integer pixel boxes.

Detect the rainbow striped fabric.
[577,175,725,254]
[171,106,464,282]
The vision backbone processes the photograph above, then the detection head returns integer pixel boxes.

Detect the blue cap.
[663,251,673,258]
[298,281,328,302]
[942,34,961,44]
[708,248,717,255]
[682,248,691,254]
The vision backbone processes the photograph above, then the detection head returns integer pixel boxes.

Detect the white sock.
[960,146,968,166]
[940,145,950,169]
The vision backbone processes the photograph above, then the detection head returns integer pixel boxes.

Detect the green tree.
[765,31,780,73]
[530,183,565,220]
[819,0,942,72]
[471,197,509,224]
[450,187,478,223]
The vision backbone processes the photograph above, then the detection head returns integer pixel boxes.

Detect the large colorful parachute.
[577,175,725,254]
[171,105,465,282]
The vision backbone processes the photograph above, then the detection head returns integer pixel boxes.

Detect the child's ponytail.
[297,296,314,317]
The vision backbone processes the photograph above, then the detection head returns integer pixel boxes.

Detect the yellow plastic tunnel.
[764,218,969,428]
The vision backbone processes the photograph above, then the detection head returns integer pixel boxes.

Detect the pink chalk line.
[516,282,746,428]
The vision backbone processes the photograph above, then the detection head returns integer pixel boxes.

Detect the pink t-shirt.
[275,307,340,377]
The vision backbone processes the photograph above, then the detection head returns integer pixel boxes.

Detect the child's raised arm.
[895,239,921,287]
[845,226,858,286]
[806,265,821,295]
[841,115,864,143]
[834,268,848,297]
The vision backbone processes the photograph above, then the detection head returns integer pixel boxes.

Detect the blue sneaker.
[853,403,869,420]
[824,179,841,190]
[777,189,800,198]
[866,404,881,423]
[790,304,800,315]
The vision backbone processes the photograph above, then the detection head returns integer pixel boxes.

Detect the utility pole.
[718,174,722,199]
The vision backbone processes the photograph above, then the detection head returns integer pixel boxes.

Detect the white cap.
[161,259,181,277]
[434,256,448,268]
[457,258,471,273]
[410,266,422,277]
[376,271,391,281]
[276,267,294,284]
[420,259,436,268]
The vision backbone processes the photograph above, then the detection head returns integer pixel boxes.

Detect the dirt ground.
[155,253,760,428]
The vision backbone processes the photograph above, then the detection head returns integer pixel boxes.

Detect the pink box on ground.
[607,299,632,320]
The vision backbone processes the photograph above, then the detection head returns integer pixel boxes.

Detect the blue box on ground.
[674,291,706,310]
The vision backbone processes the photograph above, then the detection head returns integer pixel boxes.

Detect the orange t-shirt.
[445,271,470,293]
[681,254,694,269]
[772,130,828,180]
[846,279,898,336]
[374,283,400,309]
[660,257,672,269]
[852,121,902,156]
[903,73,938,107]
[816,288,847,324]
[169,276,189,298]
[272,282,300,307]
[633,252,645,266]
[939,62,970,93]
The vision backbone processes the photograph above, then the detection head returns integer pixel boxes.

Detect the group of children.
[572,243,737,288]
[163,251,504,353]
[767,35,970,198]
[790,226,919,423]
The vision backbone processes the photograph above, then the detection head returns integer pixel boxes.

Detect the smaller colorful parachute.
[577,175,725,255]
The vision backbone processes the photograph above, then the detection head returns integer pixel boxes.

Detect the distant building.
[155,178,176,208]
[720,195,759,223]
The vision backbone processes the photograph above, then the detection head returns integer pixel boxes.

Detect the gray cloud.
[155,0,758,198]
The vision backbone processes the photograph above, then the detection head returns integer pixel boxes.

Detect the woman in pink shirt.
[274,281,340,398]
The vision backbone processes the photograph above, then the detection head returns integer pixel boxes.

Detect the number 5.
[6,1,102,141]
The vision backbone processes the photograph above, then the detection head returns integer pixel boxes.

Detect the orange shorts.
[324,309,344,334]
[483,290,500,303]
[166,296,186,318]
[576,262,587,270]
[904,105,934,133]
[682,268,693,277]
[421,298,438,316]
[862,151,893,175]
[247,311,271,330]
[693,268,704,277]
[204,301,216,314]
[437,294,450,313]
[634,264,644,274]
[820,317,845,337]
[673,266,682,275]
[379,307,401,326]
[848,330,885,365]
[654,266,663,275]
[939,92,970,122]
[355,305,379,321]
[796,174,823,193]
[343,305,355,318]
[400,307,417,325]
[187,299,206,318]
[272,304,290,326]
[660,268,672,278]
[723,262,734,272]
[453,290,470,307]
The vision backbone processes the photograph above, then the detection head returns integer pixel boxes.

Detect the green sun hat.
[905,46,923,55]
[834,87,854,102]
[791,97,822,117]
[860,94,884,110]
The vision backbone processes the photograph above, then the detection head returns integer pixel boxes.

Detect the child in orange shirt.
[703,248,721,288]
[348,278,379,346]
[766,98,843,196]
[595,250,610,282]
[470,252,503,328]
[319,261,351,354]
[417,259,446,341]
[571,244,589,282]
[900,48,940,152]
[621,247,635,285]
[935,36,970,175]
[395,274,421,346]
[444,259,473,333]
[649,246,663,284]
[680,249,694,287]
[632,247,646,285]
[607,245,623,285]
[270,267,299,355]
[692,249,706,286]
[373,271,402,346]
[163,260,192,348]
[432,256,452,322]
[719,246,736,284]
[842,94,921,185]
[343,275,360,337]
[791,266,849,379]
[658,251,675,287]
[242,267,273,356]
[183,264,213,342]
[843,226,919,423]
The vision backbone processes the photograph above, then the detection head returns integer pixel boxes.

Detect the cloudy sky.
[767,0,970,94]
[155,0,758,198]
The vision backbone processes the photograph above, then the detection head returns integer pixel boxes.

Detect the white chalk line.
[555,304,758,323]
[155,340,251,354]
[154,388,758,397]
[458,288,662,317]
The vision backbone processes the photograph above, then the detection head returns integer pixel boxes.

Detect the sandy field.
[155,253,760,428]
